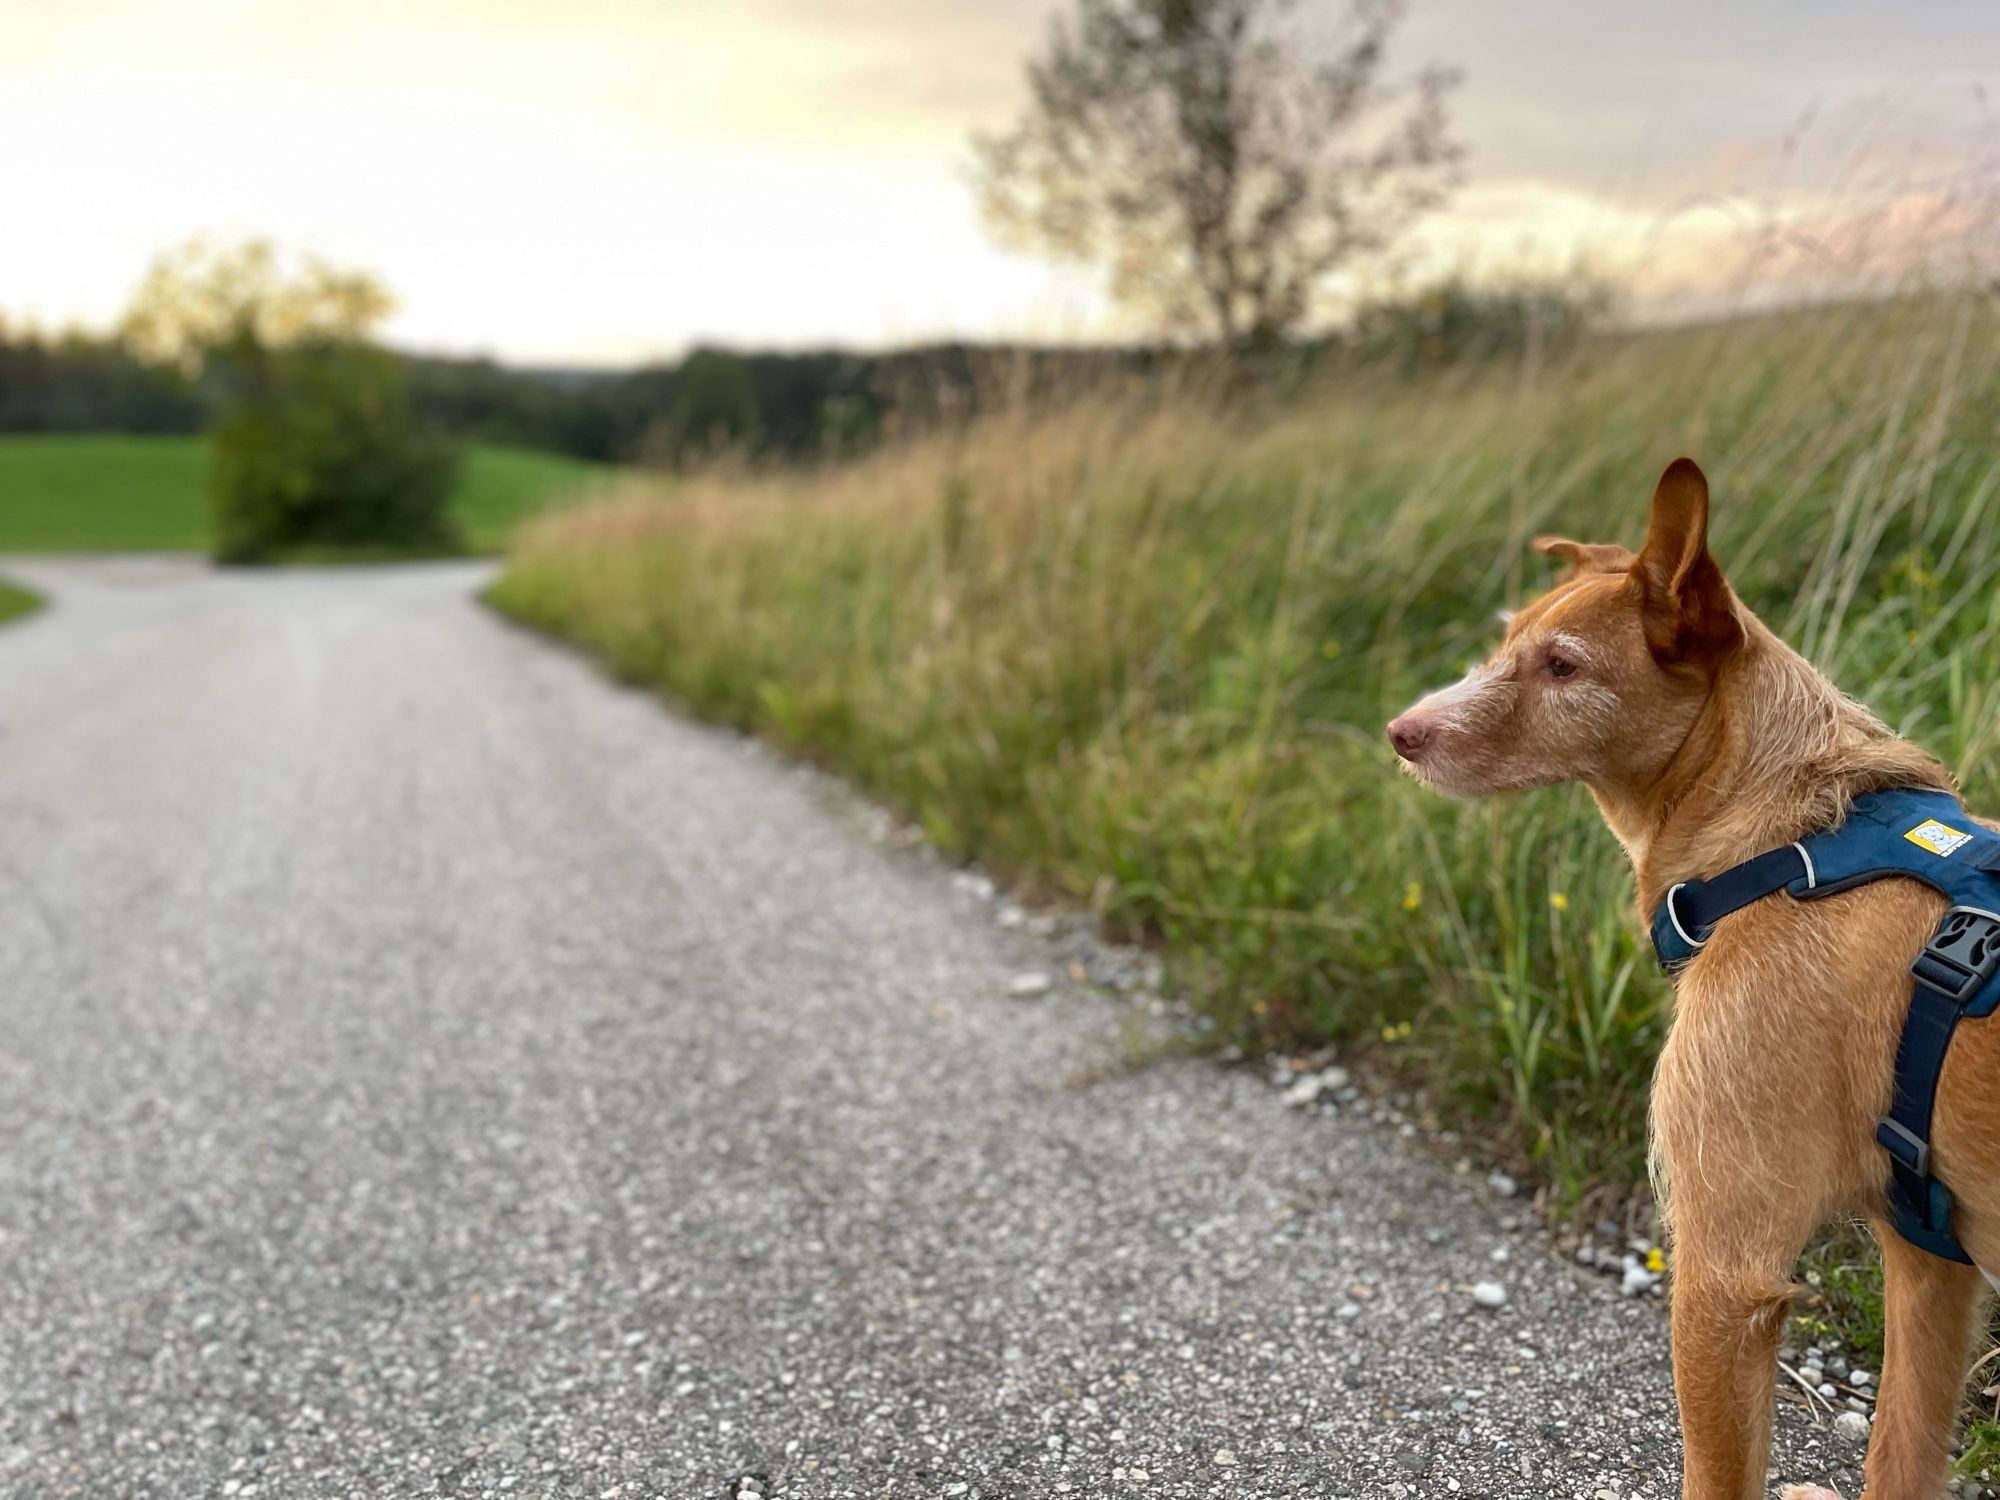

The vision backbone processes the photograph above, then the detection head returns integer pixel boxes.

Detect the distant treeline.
[397,341,1247,464]
[0,328,207,433]
[0,281,1604,466]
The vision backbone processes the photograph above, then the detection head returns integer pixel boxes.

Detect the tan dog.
[1387,458,1997,1500]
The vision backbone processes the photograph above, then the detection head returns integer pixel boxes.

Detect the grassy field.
[0,574,41,625]
[490,290,2000,1219]
[452,445,623,551]
[0,434,613,553]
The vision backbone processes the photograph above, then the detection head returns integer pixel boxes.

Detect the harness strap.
[1876,904,2000,1264]
[1646,788,2000,1268]
[1876,977,1974,1263]
[1652,842,1813,966]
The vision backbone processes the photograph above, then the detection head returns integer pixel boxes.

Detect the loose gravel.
[0,558,1855,1498]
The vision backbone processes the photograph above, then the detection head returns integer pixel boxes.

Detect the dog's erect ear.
[1534,536,1636,578]
[1633,457,1741,663]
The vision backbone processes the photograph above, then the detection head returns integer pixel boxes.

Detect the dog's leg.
[1860,1221,1982,1500]
[1668,1255,1795,1500]
[1654,1023,1817,1500]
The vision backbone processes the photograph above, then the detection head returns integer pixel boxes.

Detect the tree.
[121,238,393,374]
[209,341,460,563]
[974,0,1460,349]
[658,348,763,464]
[120,239,458,561]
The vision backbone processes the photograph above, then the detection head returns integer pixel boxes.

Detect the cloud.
[2,0,1996,359]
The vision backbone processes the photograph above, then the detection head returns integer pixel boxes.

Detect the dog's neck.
[1590,610,1951,912]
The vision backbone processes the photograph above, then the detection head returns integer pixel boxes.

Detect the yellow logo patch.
[1905,818,1974,857]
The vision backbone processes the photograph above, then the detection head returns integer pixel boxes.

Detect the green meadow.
[0,434,612,554]
[490,290,2000,1219]
[0,574,40,625]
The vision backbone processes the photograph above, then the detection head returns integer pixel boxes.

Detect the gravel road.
[0,559,1851,1499]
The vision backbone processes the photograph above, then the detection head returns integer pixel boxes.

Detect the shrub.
[1345,277,1610,369]
[209,340,461,563]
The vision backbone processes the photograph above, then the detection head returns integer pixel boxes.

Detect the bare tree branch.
[973,0,1460,348]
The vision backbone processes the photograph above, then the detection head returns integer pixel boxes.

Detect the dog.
[1386,457,1998,1500]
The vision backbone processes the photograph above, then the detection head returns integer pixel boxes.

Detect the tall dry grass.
[490,290,2000,1205]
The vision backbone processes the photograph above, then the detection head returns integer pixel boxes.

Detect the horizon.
[4,0,1997,366]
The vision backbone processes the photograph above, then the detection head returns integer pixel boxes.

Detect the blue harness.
[1649,787,1999,1265]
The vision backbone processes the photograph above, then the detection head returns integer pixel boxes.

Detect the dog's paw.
[1777,1486,1846,1500]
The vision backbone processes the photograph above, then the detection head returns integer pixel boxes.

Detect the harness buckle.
[1875,1116,1931,1177]
[1909,906,2000,1005]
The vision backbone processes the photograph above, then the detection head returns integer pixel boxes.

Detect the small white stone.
[1213,1450,1238,1467]
[1817,1382,1838,1400]
[1833,1409,1871,1444]
[1849,1368,1873,1388]
[1619,1260,1661,1298]
[1281,1075,1326,1107]
[1007,971,1052,998]
[1487,1170,1518,1198]
[1471,1281,1507,1309]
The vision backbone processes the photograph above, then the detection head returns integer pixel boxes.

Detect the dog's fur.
[1388,458,1998,1500]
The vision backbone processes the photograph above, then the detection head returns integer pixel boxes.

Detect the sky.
[1,0,1995,365]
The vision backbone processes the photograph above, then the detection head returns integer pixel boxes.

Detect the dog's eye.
[1547,655,1578,679]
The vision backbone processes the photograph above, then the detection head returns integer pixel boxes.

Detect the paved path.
[0,559,1846,1499]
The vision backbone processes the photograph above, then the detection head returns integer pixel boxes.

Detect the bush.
[1346,277,1610,369]
[210,340,461,562]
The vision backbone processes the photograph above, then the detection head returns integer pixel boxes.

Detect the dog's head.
[1386,457,1743,797]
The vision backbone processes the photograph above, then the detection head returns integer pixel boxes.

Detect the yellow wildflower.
[1401,881,1422,912]
[1549,892,1569,912]
[1646,1246,1666,1274]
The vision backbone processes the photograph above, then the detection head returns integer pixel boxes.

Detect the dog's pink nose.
[1388,713,1430,761]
